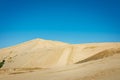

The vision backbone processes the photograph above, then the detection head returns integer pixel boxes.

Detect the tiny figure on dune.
[0,60,5,68]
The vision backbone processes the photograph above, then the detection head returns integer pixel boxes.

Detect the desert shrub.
[0,60,5,68]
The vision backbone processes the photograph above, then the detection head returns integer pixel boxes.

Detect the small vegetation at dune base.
[0,60,5,68]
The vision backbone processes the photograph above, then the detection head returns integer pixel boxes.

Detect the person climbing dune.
[0,60,5,68]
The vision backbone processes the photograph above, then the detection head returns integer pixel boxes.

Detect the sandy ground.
[0,38,120,80]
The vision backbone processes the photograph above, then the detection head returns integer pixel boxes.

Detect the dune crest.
[0,38,120,80]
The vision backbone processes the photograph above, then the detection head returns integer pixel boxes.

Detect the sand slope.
[0,38,120,80]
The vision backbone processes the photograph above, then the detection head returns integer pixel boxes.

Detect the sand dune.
[0,38,120,80]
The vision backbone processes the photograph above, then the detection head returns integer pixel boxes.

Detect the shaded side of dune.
[75,48,120,64]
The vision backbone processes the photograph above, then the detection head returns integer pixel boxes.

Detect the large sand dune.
[0,38,120,80]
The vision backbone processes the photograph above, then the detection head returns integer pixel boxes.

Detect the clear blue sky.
[0,0,120,48]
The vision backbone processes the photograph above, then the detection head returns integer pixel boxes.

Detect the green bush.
[0,60,5,68]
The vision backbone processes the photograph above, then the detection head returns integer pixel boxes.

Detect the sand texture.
[0,38,120,80]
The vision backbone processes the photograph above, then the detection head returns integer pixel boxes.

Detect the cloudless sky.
[0,0,120,48]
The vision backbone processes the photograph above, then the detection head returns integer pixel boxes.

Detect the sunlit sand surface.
[0,38,120,80]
